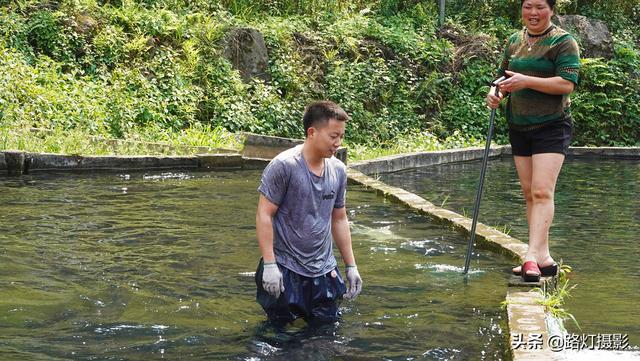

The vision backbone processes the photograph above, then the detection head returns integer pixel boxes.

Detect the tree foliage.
[0,0,638,147]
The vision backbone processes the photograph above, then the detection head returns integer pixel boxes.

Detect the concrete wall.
[350,146,640,176]
[27,153,200,171]
[241,132,348,163]
[0,151,269,174]
[349,146,509,175]
[567,146,640,158]
[4,140,637,174]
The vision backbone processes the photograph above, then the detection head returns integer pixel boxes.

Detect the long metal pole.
[463,76,506,275]
[439,0,445,28]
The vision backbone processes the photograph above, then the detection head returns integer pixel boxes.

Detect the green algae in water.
[0,170,513,360]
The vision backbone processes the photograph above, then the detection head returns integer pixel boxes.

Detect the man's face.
[522,0,553,34]
[308,118,346,158]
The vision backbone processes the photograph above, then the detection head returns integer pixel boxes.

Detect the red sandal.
[513,263,558,277]
[522,261,541,283]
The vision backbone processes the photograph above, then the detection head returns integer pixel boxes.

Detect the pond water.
[0,169,514,360]
[380,157,640,347]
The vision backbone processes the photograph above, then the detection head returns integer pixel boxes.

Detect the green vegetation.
[0,0,638,159]
[502,261,579,329]
[535,261,580,329]
[0,125,241,155]
[346,130,483,161]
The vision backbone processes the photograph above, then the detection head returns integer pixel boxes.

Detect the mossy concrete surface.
[27,153,200,171]
[349,146,509,175]
[241,132,347,163]
[1,151,270,175]
[567,147,640,159]
[507,290,557,360]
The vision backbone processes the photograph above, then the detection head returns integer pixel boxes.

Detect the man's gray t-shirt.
[258,145,347,277]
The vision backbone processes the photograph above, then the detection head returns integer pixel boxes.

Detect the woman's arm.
[500,70,575,95]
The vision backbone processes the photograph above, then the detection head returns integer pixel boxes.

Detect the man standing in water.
[255,101,362,326]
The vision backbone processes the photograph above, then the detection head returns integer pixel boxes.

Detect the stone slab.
[508,275,549,288]
[507,290,557,360]
[349,146,510,175]
[0,151,272,173]
[242,135,303,160]
[197,154,244,169]
[567,147,640,159]
[241,133,347,163]
[26,153,199,171]
[241,157,270,170]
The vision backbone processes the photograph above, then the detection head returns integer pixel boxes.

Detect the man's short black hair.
[521,0,556,9]
[303,101,349,137]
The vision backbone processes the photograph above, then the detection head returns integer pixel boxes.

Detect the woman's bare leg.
[512,153,564,275]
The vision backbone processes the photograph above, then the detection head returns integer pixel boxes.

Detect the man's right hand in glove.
[262,262,284,299]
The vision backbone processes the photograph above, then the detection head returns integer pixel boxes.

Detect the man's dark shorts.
[508,118,573,156]
[255,259,347,326]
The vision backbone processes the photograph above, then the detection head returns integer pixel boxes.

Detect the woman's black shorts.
[508,118,573,157]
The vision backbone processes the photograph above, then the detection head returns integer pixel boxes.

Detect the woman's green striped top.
[498,25,581,126]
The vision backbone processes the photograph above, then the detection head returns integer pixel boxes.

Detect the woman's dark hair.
[521,0,556,9]
[303,101,350,137]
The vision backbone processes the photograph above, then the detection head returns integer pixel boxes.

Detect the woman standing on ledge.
[486,0,580,282]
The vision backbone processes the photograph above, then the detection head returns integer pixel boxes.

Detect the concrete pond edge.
[3,139,639,360]
[0,151,269,174]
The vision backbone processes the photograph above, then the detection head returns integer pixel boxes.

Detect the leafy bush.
[194,56,256,132]
[26,9,87,66]
[571,39,640,146]
[1,0,638,157]
[0,11,32,57]
[434,59,510,144]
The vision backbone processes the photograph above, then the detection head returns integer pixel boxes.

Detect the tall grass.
[534,262,580,329]
[0,125,241,156]
[346,130,483,162]
[218,0,401,17]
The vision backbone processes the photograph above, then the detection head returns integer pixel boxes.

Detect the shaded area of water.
[0,170,513,360]
[380,157,640,346]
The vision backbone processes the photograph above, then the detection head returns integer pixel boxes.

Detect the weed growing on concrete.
[534,260,580,329]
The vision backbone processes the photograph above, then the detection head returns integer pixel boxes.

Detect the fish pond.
[380,157,640,347]
[1,169,516,360]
